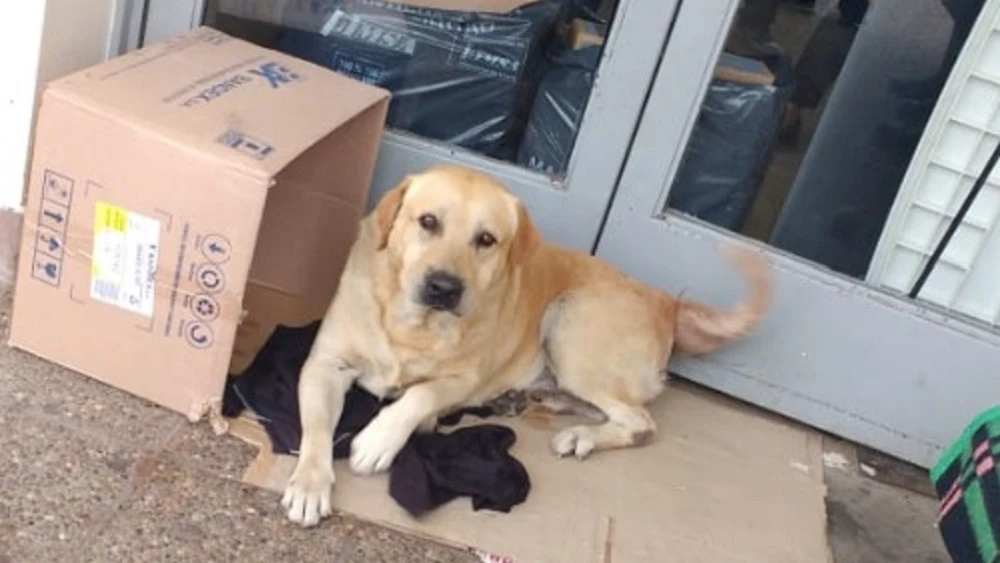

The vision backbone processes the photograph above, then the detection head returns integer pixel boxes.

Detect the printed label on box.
[91,202,161,317]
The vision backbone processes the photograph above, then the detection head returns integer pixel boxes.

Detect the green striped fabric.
[931,406,1000,563]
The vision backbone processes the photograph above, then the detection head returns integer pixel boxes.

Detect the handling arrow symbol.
[43,209,64,223]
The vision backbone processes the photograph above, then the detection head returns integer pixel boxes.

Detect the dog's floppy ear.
[374,176,411,250]
[509,200,540,267]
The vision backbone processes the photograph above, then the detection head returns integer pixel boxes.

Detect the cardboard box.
[714,52,776,86]
[566,18,607,50]
[9,27,389,422]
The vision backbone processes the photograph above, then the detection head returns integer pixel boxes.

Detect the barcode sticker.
[90,202,160,317]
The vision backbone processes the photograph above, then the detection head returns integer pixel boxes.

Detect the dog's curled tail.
[673,246,772,356]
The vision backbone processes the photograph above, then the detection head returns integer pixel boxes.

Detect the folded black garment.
[222,321,530,517]
[391,424,530,516]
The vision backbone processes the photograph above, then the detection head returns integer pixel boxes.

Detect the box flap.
[47,27,389,179]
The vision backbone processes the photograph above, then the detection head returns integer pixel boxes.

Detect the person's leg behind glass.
[780,0,869,144]
[727,0,784,58]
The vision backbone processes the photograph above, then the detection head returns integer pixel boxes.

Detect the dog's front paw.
[550,426,596,460]
[349,414,410,475]
[416,415,438,434]
[281,458,335,527]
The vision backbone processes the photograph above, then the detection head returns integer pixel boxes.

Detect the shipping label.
[90,202,160,317]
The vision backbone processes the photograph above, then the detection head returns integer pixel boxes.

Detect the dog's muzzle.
[419,270,465,312]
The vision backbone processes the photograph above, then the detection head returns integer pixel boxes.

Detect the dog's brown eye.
[418,213,439,233]
[475,232,497,249]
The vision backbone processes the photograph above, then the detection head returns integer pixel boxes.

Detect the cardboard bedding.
[227,377,832,562]
[222,321,533,519]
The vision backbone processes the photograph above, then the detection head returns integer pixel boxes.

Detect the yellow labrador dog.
[282,165,770,526]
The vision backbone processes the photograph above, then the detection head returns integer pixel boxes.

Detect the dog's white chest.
[354,341,438,400]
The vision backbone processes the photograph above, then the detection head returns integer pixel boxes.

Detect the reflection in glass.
[665,0,985,279]
[206,0,620,176]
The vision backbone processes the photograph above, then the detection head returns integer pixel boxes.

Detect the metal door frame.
[596,0,1000,468]
[134,0,682,251]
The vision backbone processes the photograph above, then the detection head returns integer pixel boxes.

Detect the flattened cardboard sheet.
[230,381,832,563]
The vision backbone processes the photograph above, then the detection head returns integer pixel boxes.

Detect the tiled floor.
[0,289,951,562]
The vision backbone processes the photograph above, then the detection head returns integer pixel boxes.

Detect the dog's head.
[373,165,540,317]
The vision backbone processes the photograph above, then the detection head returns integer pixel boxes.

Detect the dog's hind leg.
[528,388,608,423]
[542,292,672,460]
[545,347,667,459]
[547,388,659,459]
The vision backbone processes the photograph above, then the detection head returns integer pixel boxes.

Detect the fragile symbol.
[42,262,58,279]
[47,237,60,253]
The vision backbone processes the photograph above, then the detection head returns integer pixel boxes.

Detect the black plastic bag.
[516,45,600,175]
[667,81,785,230]
[273,0,565,160]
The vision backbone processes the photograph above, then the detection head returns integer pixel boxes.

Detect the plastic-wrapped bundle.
[233,0,566,160]
[666,79,786,231]
[516,46,600,175]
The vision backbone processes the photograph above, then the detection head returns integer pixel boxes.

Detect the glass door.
[133,0,679,251]
[596,0,1000,467]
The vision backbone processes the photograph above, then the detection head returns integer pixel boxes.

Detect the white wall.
[0,0,117,212]
[0,4,48,211]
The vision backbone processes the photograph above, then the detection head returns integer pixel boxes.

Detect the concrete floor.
[0,288,951,562]
[822,438,950,563]
[0,291,477,563]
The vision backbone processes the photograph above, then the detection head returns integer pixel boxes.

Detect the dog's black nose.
[420,271,465,311]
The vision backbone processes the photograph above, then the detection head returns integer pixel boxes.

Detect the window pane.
[664,0,986,280]
[205,0,622,179]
